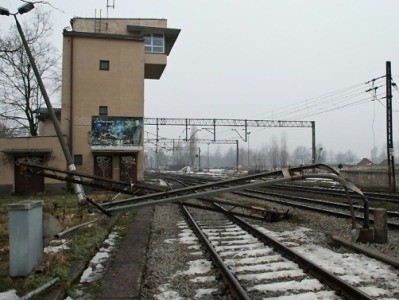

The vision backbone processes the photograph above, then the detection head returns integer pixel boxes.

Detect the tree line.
[145,132,392,171]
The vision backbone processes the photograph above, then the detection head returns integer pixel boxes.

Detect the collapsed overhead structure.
[24,163,370,231]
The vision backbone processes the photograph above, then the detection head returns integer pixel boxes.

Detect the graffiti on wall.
[15,156,44,175]
[95,155,112,177]
[91,116,143,146]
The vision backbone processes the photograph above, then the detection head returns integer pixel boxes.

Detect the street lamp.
[0,7,10,15]
[0,2,87,204]
[0,2,34,16]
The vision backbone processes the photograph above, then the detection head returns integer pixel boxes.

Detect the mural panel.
[91,116,143,146]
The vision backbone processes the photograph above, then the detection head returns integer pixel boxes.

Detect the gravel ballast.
[140,193,399,299]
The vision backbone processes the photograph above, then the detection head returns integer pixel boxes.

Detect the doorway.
[120,154,137,182]
[14,156,44,194]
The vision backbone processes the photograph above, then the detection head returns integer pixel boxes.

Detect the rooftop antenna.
[106,0,115,19]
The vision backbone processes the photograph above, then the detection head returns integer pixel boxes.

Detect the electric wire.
[250,79,384,120]
[146,76,389,152]
[293,93,383,120]
[271,81,384,120]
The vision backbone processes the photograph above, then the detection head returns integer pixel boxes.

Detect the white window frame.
[144,33,164,53]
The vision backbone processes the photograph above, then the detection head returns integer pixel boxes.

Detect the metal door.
[14,156,44,194]
[94,155,113,179]
[120,155,137,182]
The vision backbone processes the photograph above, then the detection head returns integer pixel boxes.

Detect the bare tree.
[378,144,387,164]
[317,143,326,163]
[326,149,336,164]
[252,144,269,170]
[269,136,279,169]
[292,146,311,165]
[370,146,378,163]
[0,119,12,137]
[335,150,359,165]
[0,8,60,136]
[187,126,198,167]
[212,146,223,168]
[279,133,289,167]
[156,147,169,169]
[171,139,185,167]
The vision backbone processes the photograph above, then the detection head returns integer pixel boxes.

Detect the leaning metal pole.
[14,15,87,204]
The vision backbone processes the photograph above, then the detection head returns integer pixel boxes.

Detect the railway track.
[269,183,399,204]
[234,189,399,230]
[155,172,399,204]
[139,174,399,298]
[157,173,399,230]
[180,204,397,299]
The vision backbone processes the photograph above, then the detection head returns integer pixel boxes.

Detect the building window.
[99,106,108,116]
[74,154,83,165]
[144,33,164,53]
[99,60,109,70]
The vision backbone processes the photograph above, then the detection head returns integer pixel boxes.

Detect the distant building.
[357,158,373,166]
[0,17,180,193]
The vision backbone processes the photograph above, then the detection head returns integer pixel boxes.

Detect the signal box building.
[0,17,180,193]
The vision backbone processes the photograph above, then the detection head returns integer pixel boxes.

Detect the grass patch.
[0,192,136,298]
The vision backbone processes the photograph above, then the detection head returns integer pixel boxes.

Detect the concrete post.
[8,200,43,277]
[373,208,388,244]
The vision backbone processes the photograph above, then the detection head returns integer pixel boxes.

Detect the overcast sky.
[2,0,399,159]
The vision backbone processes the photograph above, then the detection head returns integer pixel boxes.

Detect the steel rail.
[102,166,292,207]
[181,201,288,222]
[181,205,251,300]
[270,184,399,203]
[104,174,313,212]
[165,173,289,222]
[105,172,368,228]
[163,174,290,222]
[248,189,399,219]
[214,203,373,300]
[236,190,399,230]
[102,164,345,208]
[24,163,164,195]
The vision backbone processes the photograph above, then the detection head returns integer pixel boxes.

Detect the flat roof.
[63,30,144,42]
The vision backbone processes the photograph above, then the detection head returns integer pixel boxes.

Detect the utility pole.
[386,61,396,193]
[236,140,239,172]
[247,132,251,169]
[311,121,316,164]
[10,8,87,204]
[198,147,201,170]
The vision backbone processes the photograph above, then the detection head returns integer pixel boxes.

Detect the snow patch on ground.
[175,259,212,276]
[254,225,399,298]
[166,222,399,298]
[194,288,218,299]
[155,284,183,300]
[0,290,19,300]
[79,230,119,283]
[44,239,70,254]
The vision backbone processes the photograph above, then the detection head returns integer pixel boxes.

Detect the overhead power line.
[251,77,386,120]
